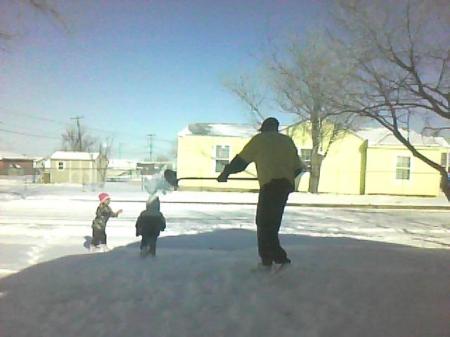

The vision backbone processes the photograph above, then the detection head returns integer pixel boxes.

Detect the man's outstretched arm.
[217,155,249,182]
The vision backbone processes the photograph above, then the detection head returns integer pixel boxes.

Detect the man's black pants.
[256,179,292,265]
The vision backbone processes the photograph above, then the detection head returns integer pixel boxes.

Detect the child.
[91,192,122,251]
[135,196,166,257]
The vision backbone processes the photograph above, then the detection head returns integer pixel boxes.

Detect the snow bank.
[0,230,449,337]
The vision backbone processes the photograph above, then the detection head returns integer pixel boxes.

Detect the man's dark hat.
[259,117,279,131]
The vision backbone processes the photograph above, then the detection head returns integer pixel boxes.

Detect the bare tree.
[226,32,358,193]
[0,0,65,47]
[23,0,64,22]
[97,137,114,187]
[270,33,360,192]
[224,75,268,124]
[61,125,97,152]
[332,0,450,199]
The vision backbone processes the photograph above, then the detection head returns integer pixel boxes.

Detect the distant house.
[34,157,51,170]
[0,151,34,175]
[358,128,449,196]
[107,159,138,181]
[33,157,51,183]
[176,123,450,196]
[49,151,106,184]
[137,161,174,176]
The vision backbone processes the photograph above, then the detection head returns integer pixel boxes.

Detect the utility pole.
[147,134,154,162]
[71,116,84,151]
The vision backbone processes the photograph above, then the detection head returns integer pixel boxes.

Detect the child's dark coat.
[135,198,166,255]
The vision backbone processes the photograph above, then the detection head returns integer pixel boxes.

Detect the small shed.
[50,151,104,184]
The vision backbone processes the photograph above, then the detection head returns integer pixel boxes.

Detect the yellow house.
[286,123,367,194]
[176,123,449,196]
[358,129,449,196]
[177,124,259,191]
[50,151,105,185]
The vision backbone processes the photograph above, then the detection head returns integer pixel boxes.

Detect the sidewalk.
[163,191,450,210]
[1,182,449,210]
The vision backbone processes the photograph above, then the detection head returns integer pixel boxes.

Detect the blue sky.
[0,0,329,159]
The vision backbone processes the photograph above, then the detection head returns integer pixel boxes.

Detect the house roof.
[356,128,450,147]
[178,122,449,149]
[50,151,100,160]
[0,151,33,160]
[178,123,258,138]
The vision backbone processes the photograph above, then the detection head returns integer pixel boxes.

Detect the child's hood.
[146,196,160,213]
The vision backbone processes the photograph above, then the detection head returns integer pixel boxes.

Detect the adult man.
[217,117,305,269]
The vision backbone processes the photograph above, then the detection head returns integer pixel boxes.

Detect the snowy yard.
[0,190,449,337]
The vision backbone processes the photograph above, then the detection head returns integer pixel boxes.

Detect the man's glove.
[217,171,229,182]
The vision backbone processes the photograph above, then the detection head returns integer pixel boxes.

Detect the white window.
[215,145,230,172]
[58,161,65,171]
[396,156,411,180]
[299,148,312,171]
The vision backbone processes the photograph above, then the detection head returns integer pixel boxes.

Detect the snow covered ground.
[0,182,449,337]
[1,178,449,208]
[1,230,449,337]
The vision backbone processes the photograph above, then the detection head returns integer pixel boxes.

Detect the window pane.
[301,149,312,161]
[396,169,410,180]
[397,156,410,168]
[216,145,229,159]
[215,159,229,173]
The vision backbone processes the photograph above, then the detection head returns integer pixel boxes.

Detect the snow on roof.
[178,123,449,148]
[356,128,450,147]
[0,151,32,160]
[178,123,257,137]
[50,151,100,160]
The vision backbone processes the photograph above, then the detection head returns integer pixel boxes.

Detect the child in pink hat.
[91,192,122,251]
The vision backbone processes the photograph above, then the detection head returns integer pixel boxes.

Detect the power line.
[1,108,117,135]
[0,109,68,126]
[0,128,60,139]
[1,108,176,142]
